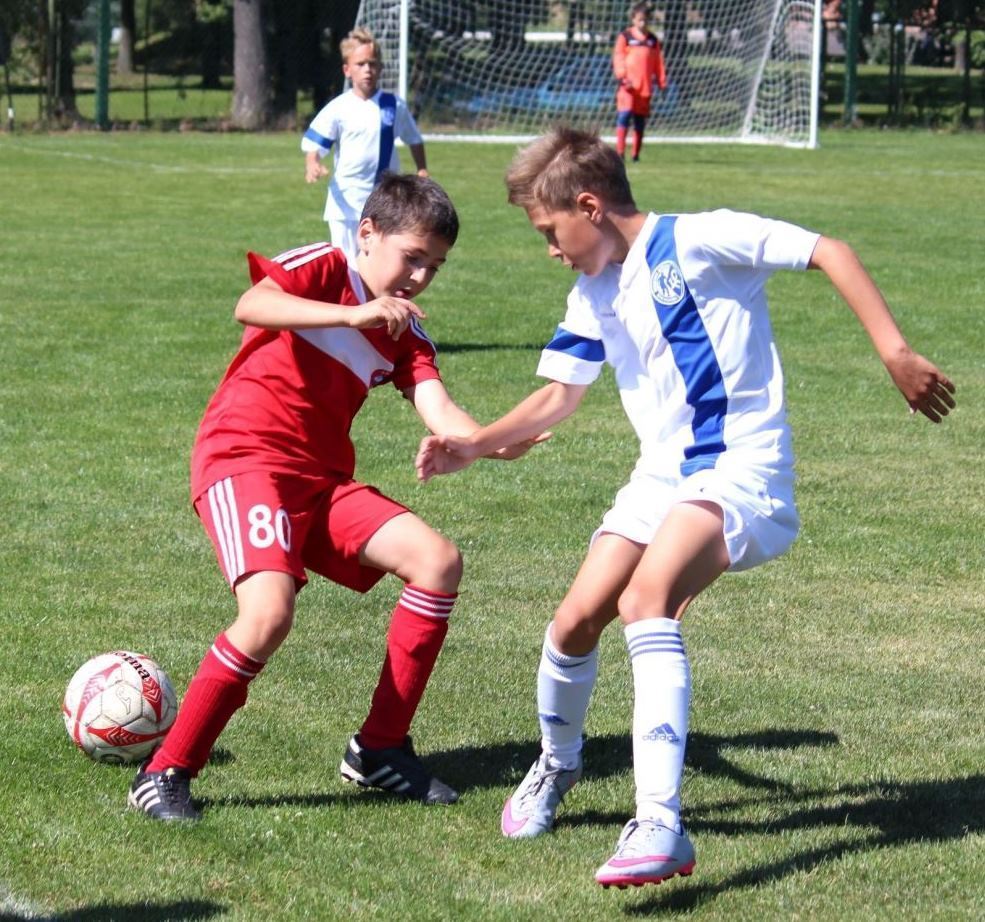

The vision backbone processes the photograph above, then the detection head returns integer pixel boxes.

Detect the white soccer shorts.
[594,459,799,572]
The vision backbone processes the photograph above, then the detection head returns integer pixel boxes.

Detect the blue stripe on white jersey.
[645,216,728,476]
[544,325,606,362]
[376,93,397,182]
[303,127,333,152]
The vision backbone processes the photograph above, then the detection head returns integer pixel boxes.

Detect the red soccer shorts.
[194,471,410,593]
[616,86,652,117]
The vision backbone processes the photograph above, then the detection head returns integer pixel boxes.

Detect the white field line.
[0,139,282,174]
[0,881,45,919]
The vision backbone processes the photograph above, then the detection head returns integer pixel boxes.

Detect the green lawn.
[0,131,982,921]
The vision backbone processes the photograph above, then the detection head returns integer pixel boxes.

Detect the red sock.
[632,130,644,159]
[615,126,628,157]
[359,585,455,750]
[146,633,264,776]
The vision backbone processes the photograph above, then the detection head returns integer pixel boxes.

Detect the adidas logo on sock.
[539,712,570,727]
[642,723,680,743]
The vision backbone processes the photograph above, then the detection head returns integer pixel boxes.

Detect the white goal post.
[354,0,822,148]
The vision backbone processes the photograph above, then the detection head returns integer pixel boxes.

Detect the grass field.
[0,131,982,921]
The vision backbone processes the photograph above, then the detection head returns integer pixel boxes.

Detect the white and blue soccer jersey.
[301,90,423,224]
[537,210,820,480]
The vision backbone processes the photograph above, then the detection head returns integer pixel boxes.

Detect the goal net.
[354,0,821,148]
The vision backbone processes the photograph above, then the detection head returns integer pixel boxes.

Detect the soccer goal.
[354,0,822,148]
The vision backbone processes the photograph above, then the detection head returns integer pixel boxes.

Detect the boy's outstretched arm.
[809,236,956,423]
[416,380,587,481]
[408,379,555,478]
[236,277,423,339]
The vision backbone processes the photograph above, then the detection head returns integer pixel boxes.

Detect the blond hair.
[340,27,381,64]
[505,127,636,212]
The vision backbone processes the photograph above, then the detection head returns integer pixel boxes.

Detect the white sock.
[625,618,690,831]
[536,622,598,770]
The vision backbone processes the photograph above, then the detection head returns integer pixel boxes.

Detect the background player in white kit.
[416,128,955,888]
[302,27,428,260]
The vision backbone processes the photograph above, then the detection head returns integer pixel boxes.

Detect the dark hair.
[361,173,459,246]
[505,127,635,212]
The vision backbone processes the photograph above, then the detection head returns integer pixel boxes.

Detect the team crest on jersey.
[650,259,686,306]
[380,106,395,127]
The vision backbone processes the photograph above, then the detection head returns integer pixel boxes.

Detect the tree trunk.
[270,0,299,129]
[232,0,270,129]
[54,3,79,122]
[117,0,136,75]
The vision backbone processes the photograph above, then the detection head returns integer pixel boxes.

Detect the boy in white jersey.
[416,128,955,887]
[127,174,543,823]
[302,27,428,260]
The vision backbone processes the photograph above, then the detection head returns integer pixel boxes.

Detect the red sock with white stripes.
[358,584,455,750]
[146,632,265,776]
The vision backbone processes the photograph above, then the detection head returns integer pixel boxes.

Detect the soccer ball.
[62,651,178,764]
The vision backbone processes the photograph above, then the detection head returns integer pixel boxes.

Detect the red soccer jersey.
[190,243,441,499]
[613,27,667,103]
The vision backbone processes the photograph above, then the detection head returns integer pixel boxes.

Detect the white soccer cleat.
[595,819,695,888]
[501,751,582,838]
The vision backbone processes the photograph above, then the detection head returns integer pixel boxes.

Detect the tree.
[117,0,135,74]
[231,0,270,128]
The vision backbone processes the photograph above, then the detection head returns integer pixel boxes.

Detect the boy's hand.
[305,161,329,183]
[416,434,481,481]
[350,296,425,340]
[416,431,553,481]
[884,348,956,423]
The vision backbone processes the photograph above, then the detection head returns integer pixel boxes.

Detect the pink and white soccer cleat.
[595,818,696,888]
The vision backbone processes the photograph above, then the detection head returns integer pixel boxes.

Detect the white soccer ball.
[62,651,178,764]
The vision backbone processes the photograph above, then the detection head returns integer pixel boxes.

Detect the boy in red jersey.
[128,174,541,821]
[612,3,667,162]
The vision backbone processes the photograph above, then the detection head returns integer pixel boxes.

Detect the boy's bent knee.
[408,536,463,594]
[618,583,677,623]
[228,606,294,660]
[551,608,605,656]
[619,583,655,622]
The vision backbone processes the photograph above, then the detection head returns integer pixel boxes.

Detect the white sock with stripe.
[625,617,690,831]
[537,622,598,770]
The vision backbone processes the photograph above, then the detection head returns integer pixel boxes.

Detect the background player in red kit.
[612,2,667,162]
[128,174,542,821]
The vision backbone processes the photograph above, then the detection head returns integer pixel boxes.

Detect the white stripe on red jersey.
[296,326,394,390]
[282,245,335,271]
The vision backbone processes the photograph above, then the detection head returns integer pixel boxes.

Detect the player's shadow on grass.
[0,899,225,921]
[437,341,545,354]
[427,727,839,801]
[621,772,985,916]
[198,729,837,813]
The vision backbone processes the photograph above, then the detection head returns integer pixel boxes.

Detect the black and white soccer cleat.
[340,734,458,805]
[128,761,201,822]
